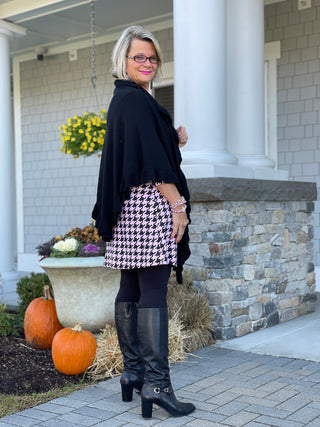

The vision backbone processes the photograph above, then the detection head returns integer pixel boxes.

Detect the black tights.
[116,265,171,308]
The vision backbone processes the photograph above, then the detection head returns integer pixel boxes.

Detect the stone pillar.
[0,20,26,305]
[174,0,237,178]
[227,0,275,168]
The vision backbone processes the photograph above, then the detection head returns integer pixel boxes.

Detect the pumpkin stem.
[72,322,83,332]
[43,285,53,300]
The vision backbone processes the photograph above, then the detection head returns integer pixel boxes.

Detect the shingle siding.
[265,0,320,265]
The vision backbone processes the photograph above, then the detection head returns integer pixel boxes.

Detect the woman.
[92,25,195,419]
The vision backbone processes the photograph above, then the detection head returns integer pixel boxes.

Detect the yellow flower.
[60,111,106,157]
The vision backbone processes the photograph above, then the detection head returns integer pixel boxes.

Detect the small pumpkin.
[24,285,63,349]
[52,322,97,375]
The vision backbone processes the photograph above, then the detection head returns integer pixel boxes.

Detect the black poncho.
[92,79,190,282]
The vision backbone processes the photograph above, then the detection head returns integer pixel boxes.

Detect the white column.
[174,0,237,178]
[0,20,26,305]
[227,0,275,169]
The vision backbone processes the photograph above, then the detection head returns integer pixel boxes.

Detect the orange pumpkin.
[24,285,63,349]
[52,322,97,375]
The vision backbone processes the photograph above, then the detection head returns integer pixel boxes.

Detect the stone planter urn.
[39,257,120,333]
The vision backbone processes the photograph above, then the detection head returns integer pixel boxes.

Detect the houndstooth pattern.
[105,183,177,269]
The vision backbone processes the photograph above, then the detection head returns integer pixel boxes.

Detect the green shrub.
[0,304,21,337]
[16,273,52,320]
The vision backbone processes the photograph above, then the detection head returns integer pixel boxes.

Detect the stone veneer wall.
[185,178,317,341]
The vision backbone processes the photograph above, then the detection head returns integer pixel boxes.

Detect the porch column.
[227,0,275,168]
[174,0,237,178]
[0,20,26,304]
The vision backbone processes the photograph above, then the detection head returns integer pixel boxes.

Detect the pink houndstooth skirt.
[104,183,177,269]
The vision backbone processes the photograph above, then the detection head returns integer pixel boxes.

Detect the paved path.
[2,343,320,426]
[218,302,320,363]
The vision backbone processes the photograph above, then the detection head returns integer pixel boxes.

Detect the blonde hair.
[111,25,162,81]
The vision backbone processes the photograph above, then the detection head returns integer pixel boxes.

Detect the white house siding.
[19,28,173,254]
[265,0,320,267]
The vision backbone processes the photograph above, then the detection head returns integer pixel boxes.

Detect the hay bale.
[88,314,189,381]
[168,311,190,364]
[88,325,122,380]
[167,271,215,352]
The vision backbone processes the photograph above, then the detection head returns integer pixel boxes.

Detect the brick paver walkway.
[2,345,320,426]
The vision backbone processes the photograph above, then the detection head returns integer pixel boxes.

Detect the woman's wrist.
[170,196,187,213]
[169,196,186,209]
[171,203,187,213]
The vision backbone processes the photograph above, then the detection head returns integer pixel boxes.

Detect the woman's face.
[126,39,158,90]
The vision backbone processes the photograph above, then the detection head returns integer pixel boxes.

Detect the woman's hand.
[156,182,189,243]
[176,126,188,148]
[171,211,189,243]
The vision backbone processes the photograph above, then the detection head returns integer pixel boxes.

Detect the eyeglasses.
[126,55,159,64]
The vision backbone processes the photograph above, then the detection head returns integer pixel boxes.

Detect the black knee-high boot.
[115,302,144,401]
[137,307,195,418]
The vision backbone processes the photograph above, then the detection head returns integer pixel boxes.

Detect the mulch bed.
[0,335,89,395]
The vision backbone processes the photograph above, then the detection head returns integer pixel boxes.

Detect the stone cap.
[187,177,317,202]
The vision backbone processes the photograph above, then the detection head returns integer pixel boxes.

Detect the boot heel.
[121,384,133,402]
[141,398,153,418]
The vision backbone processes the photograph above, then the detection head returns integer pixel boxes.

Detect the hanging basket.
[59,110,107,158]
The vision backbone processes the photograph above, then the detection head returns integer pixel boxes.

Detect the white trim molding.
[264,0,286,5]
[264,41,281,167]
[154,61,174,88]
[18,253,43,273]
[0,19,26,36]
[0,1,85,20]
[13,56,24,258]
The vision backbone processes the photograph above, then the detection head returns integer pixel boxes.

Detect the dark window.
[154,85,174,121]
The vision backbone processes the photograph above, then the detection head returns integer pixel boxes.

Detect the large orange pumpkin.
[24,285,63,349]
[52,322,97,375]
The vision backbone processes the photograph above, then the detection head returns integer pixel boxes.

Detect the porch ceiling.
[1,0,173,56]
[1,0,283,57]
